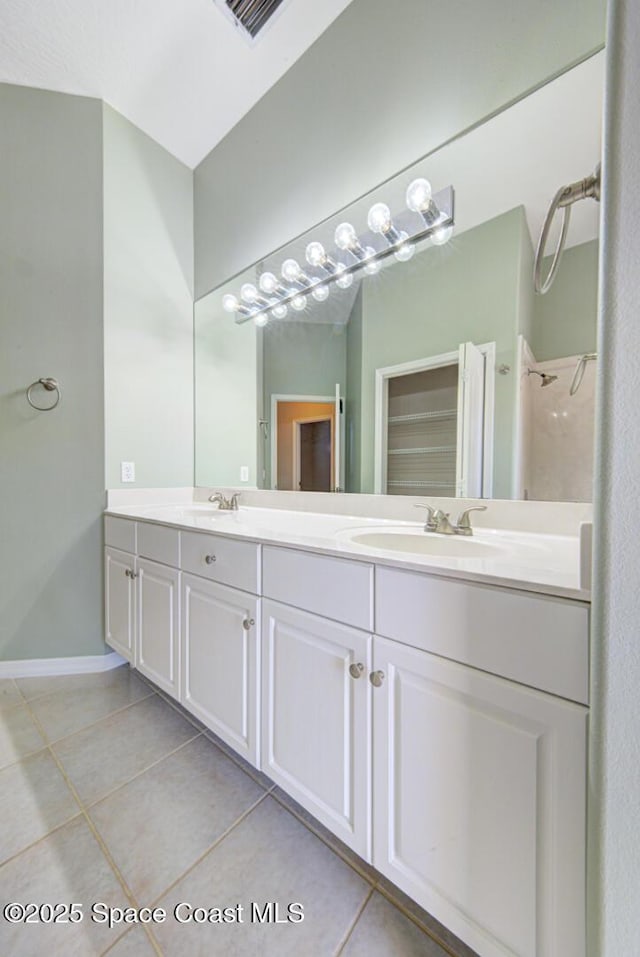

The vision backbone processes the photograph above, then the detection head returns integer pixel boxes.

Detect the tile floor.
[0,666,479,957]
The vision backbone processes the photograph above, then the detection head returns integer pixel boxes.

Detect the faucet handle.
[455,505,487,536]
[414,503,436,531]
[230,493,241,510]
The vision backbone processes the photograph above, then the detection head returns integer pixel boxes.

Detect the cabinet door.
[261,600,372,858]
[105,546,135,662]
[372,636,586,957]
[136,558,180,697]
[181,575,259,766]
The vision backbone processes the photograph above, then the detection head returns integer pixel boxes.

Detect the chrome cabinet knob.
[242,617,255,631]
[349,662,364,679]
[204,554,217,564]
[125,568,137,579]
[369,670,385,687]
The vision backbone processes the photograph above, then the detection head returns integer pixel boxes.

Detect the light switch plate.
[121,461,135,483]
[240,465,249,482]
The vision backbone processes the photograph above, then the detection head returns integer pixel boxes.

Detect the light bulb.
[240,283,258,303]
[311,284,329,302]
[334,222,358,250]
[364,258,380,276]
[305,242,326,267]
[431,224,454,246]
[281,259,301,282]
[335,264,354,289]
[253,312,269,327]
[394,242,415,262]
[367,202,392,234]
[259,272,279,295]
[406,178,433,212]
[222,293,239,313]
[291,294,307,312]
[271,304,288,319]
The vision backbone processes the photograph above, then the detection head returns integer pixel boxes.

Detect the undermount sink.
[346,528,503,558]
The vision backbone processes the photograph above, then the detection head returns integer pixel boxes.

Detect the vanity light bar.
[224,182,455,325]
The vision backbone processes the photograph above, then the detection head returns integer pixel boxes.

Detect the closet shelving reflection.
[385,367,458,496]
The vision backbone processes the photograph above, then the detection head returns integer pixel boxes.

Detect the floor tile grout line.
[0,810,86,871]
[333,885,375,956]
[374,882,467,957]
[147,789,272,909]
[269,789,378,887]
[0,694,199,795]
[0,742,51,775]
[97,922,151,957]
[10,672,471,957]
[268,790,470,957]
[16,680,169,957]
[32,688,158,748]
[122,672,273,791]
[13,671,149,706]
[98,923,165,957]
[200,729,276,790]
[19,692,147,922]
[75,731,204,811]
[155,691,216,737]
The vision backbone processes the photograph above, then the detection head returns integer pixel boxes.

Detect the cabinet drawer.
[262,546,373,631]
[137,521,180,567]
[375,567,589,704]
[181,530,260,594]
[104,516,136,553]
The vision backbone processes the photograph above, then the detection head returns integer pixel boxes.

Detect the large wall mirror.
[195,53,602,502]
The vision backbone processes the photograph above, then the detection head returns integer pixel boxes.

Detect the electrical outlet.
[121,461,135,483]
[240,465,249,482]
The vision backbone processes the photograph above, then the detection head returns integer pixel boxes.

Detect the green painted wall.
[103,105,194,489]
[194,0,606,297]
[532,239,599,361]
[194,297,259,488]
[353,208,529,499]
[0,84,105,660]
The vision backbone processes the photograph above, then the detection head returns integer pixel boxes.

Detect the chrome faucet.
[208,492,241,511]
[414,503,487,536]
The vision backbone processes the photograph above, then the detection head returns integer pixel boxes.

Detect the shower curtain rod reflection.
[534,164,601,295]
[570,353,598,396]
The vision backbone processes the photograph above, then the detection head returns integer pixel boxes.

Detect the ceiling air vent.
[214,0,290,43]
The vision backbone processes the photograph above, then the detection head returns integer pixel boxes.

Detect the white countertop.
[105,503,589,602]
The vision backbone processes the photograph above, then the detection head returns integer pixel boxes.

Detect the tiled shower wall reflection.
[525,355,596,502]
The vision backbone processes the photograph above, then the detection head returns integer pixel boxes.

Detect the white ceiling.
[0,0,354,168]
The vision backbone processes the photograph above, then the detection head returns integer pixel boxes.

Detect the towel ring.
[534,165,601,295]
[27,377,61,412]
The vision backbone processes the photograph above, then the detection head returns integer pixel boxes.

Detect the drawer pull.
[369,670,385,688]
[349,663,365,679]
[125,568,137,579]
[204,554,217,565]
[242,617,255,631]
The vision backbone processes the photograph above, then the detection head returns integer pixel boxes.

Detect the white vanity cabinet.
[104,517,138,663]
[261,599,372,857]
[135,558,180,697]
[181,575,259,765]
[104,514,590,957]
[372,635,587,957]
[104,546,135,662]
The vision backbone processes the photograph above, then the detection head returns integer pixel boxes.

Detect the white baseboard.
[0,651,126,679]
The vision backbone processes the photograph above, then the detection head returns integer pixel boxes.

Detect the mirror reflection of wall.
[194,53,602,503]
